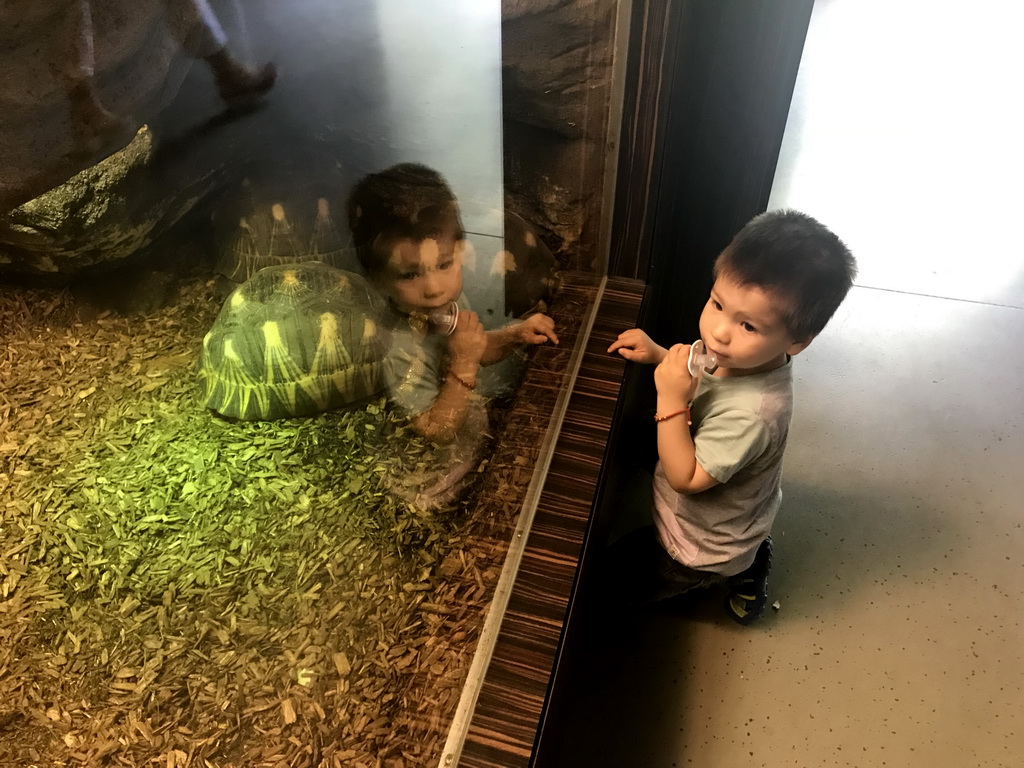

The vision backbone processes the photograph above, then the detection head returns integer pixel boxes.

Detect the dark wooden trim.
[458,277,645,768]
[644,0,814,344]
[608,1,680,280]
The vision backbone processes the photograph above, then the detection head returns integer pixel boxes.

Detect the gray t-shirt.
[653,360,794,576]
[382,295,521,416]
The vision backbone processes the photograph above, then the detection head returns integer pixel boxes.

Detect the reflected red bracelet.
[654,408,691,425]
[447,370,477,391]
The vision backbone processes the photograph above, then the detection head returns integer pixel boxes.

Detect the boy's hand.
[607,328,667,364]
[448,310,487,369]
[654,343,698,407]
[513,313,559,345]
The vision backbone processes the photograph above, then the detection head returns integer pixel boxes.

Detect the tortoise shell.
[500,209,559,318]
[197,263,386,421]
[215,184,356,285]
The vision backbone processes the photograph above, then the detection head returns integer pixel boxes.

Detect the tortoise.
[213,180,359,286]
[197,262,387,421]
[500,209,560,318]
[443,202,560,320]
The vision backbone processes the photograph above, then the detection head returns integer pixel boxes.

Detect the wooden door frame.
[609,0,814,341]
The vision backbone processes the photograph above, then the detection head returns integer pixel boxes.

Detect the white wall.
[375,0,505,318]
[769,0,1024,309]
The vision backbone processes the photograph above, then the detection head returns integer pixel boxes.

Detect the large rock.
[502,0,615,140]
[0,125,215,277]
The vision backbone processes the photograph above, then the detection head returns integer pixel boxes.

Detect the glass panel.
[0,0,618,764]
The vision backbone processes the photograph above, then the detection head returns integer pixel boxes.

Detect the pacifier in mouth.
[427,301,459,336]
[687,339,718,377]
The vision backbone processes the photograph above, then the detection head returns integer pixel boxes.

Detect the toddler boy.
[608,210,856,623]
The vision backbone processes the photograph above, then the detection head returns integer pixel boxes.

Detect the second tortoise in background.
[211,174,559,319]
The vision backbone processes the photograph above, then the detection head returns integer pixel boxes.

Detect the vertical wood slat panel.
[608,0,677,280]
[458,277,644,768]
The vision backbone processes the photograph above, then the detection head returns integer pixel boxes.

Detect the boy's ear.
[786,335,815,356]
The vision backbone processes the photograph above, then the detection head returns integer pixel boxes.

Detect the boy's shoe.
[725,536,773,625]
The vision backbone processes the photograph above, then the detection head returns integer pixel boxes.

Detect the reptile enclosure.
[0,1,637,766]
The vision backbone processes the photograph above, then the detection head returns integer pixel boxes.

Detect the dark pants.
[604,525,726,606]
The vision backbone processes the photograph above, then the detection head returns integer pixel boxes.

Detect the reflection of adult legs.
[163,0,276,107]
[60,0,125,155]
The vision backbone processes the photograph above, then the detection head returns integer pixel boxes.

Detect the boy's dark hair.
[714,209,857,340]
[346,163,465,275]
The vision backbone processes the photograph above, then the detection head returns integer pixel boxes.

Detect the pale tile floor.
[540,284,1023,767]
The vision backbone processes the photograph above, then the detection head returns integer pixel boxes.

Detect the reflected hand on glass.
[514,313,559,345]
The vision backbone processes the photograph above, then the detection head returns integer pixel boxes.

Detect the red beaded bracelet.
[654,407,691,425]
[447,370,477,391]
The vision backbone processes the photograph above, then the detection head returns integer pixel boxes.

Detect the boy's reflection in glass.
[347,164,558,507]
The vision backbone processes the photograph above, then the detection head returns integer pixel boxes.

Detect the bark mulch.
[0,270,589,767]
